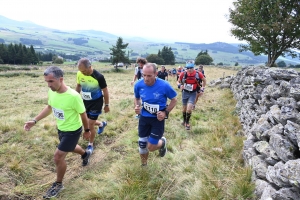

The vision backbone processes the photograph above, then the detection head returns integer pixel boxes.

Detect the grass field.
[0,63,255,199]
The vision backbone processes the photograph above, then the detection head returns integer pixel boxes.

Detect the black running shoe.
[43,182,64,199]
[159,137,167,157]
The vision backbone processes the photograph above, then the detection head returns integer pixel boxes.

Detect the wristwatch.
[105,104,109,107]
[164,110,169,119]
[85,129,90,132]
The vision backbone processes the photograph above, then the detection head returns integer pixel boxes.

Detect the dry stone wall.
[210,66,300,200]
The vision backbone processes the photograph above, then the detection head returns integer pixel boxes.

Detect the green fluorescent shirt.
[48,87,86,131]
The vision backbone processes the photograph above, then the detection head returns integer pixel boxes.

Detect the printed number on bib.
[52,108,65,120]
[82,92,92,100]
[184,83,193,91]
[143,102,159,114]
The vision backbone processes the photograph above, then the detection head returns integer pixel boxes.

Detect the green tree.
[228,0,300,67]
[109,37,130,65]
[195,54,213,65]
[146,54,165,65]
[197,50,208,57]
[234,62,239,66]
[160,46,175,65]
[277,60,287,67]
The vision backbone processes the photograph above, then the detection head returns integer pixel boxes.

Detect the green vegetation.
[0,63,255,199]
[229,0,300,66]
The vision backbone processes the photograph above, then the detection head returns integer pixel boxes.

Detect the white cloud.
[0,0,239,43]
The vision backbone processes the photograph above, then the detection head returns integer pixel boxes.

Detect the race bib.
[184,83,193,91]
[82,92,92,100]
[143,102,159,114]
[52,108,65,120]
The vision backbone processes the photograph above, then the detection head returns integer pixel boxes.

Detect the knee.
[138,137,149,154]
[53,152,63,165]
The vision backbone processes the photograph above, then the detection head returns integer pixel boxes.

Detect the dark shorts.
[138,116,165,145]
[57,127,82,152]
[84,97,103,120]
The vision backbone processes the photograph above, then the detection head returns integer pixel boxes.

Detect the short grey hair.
[44,66,64,79]
[77,58,91,68]
[144,63,157,74]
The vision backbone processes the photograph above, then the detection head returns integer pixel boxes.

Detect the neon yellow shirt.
[48,87,85,131]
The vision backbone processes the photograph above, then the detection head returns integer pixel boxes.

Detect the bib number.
[143,102,159,114]
[184,84,193,91]
[82,92,92,100]
[52,108,65,120]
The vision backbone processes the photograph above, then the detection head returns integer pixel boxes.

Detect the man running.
[24,66,91,199]
[131,57,147,86]
[178,60,206,130]
[157,65,168,81]
[134,63,177,166]
[76,58,110,154]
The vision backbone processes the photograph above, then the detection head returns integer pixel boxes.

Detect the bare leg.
[53,149,68,182]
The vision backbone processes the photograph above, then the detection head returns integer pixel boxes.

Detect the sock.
[186,112,191,124]
[81,152,87,159]
[183,112,186,123]
[56,182,62,185]
[88,142,93,146]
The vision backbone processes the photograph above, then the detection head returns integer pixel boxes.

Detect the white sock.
[88,142,93,146]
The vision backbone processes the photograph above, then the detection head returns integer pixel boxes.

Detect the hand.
[135,105,141,114]
[156,111,166,121]
[24,120,35,131]
[104,105,110,113]
[83,131,91,140]
[131,81,134,86]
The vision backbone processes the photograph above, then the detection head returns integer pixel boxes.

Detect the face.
[186,67,194,73]
[161,67,165,71]
[44,73,62,91]
[143,66,156,86]
[137,62,144,68]
[78,64,92,75]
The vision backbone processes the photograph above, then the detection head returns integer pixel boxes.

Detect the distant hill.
[0,15,299,66]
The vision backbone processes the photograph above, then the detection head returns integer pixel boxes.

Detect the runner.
[134,63,177,166]
[157,65,168,81]
[24,66,91,199]
[76,58,110,154]
[178,60,206,130]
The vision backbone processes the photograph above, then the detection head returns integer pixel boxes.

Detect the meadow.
[0,63,255,200]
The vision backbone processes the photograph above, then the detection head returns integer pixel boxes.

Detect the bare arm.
[131,75,137,86]
[134,98,141,114]
[201,77,207,88]
[75,84,81,94]
[24,105,52,131]
[102,87,110,113]
[157,97,177,121]
[80,112,91,140]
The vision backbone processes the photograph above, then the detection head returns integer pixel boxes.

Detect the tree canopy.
[159,46,175,65]
[146,54,164,65]
[228,0,300,66]
[109,37,130,65]
[195,50,213,65]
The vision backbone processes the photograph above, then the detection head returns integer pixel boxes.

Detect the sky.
[0,0,239,44]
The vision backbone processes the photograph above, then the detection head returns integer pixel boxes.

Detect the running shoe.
[186,124,191,130]
[98,121,107,134]
[86,145,94,154]
[159,137,167,157]
[82,150,91,166]
[43,182,64,199]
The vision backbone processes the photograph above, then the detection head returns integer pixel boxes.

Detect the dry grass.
[0,63,254,200]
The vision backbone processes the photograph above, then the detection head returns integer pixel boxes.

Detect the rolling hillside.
[0,15,299,66]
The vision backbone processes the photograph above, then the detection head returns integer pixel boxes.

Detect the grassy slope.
[0,64,254,199]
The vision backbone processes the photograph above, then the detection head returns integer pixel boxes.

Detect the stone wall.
[210,66,300,200]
